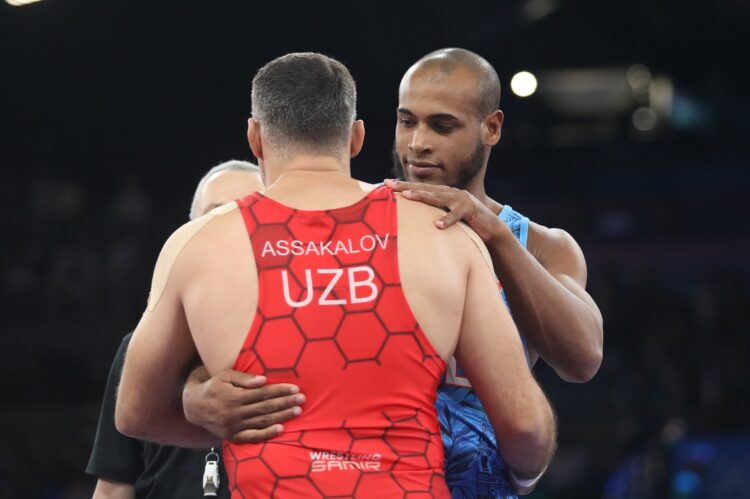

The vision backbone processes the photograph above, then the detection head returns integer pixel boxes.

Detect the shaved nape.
[412,48,501,117]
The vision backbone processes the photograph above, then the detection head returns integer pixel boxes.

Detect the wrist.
[485,218,514,247]
[181,381,204,425]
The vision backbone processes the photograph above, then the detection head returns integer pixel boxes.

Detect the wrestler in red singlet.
[225,185,450,498]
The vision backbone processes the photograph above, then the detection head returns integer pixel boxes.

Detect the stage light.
[522,0,559,21]
[511,71,538,98]
[626,64,652,96]
[5,0,46,5]
[632,107,658,131]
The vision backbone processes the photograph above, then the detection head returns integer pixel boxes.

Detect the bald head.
[406,48,501,118]
[190,160,264,220]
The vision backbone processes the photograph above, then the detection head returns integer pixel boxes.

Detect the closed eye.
[398,117,416,127]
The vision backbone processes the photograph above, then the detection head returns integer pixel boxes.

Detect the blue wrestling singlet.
[438,205,530,499]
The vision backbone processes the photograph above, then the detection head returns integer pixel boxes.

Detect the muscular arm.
[455,232,556,479]
[385,179,603,382]
[115,304,220,447]
[487,221,603,382]
[115,223,221,448]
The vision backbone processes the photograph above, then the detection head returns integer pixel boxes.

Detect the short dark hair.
[414,48,501,118]
[251,53,357,155]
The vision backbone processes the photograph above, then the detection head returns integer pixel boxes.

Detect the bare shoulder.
[188,202,246,245]
[528,221,582,256]
[147,202,244,311]
[396,194,490,271]
[395,191,450,219]
[396,193,470,239]
[161,202,242,261]
[527,221,587,283]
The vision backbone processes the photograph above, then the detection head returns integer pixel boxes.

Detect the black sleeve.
[86,333,144,484]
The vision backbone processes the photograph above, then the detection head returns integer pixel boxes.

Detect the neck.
[465,171,503,215]
[260,163,370,211]
[263,154,350,186]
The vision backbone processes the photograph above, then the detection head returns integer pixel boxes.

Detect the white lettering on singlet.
[309,450,382,473]
[318,269,347,306]
[262,234,389,258]
[281,266,378,307]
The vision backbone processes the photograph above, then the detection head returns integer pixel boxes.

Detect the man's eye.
[399,118,415,127]
[434,123,454,132]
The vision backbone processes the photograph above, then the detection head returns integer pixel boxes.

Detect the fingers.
[237,404,303,432]
[221,369,268,389]
[399,189,471,230]
[435,209,466,229]
[229,404,304,443]
[231,424,286,444]
[387,179,465,214]
[384,179,450,193]
[384,178,448,193]
[237,392,306,420]
[400,188,451,208]
[236,383,301,405]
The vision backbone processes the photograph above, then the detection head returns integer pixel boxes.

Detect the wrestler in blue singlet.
[438,205,530,499]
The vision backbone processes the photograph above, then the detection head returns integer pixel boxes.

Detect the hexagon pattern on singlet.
[225,186,450,498]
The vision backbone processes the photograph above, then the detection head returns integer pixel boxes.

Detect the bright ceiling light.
[5,0,45,5]
[510,71,538,98]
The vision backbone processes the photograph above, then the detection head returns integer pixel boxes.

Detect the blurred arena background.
[1,0,748,497]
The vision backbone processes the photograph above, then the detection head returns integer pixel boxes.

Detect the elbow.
[562,345,602,383]
[558,321,604,383]
[582,343,603,382]
[579,320,605,381]
[115,399,149,440]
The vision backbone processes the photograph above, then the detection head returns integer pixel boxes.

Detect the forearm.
[493,387,557,480]
[488,229,603,382]
[116,391,221,448]
[115,354,221,447]
[92,479,135,499]
[467,355,557,479]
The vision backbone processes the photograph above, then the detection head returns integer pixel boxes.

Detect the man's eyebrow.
[429,113,460,122]
[397,108,461,122]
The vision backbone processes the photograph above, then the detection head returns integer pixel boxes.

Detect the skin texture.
[181,54,603,466]
[388,58,603,382]
[92,167,265,496]
[393,65,502,195]
[115,108,556,479]
[92,479,135,499]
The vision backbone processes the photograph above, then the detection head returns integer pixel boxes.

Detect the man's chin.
[407,173,446,185]
[405,167,445,185]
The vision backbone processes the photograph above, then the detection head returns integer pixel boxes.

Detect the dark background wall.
[1,0,748,497]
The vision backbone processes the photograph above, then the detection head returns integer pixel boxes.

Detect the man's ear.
[350,119,365,158]
[247,118,263,160]
[483,110,504,146]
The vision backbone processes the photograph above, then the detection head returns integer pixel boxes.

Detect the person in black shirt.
[87,161,265,498]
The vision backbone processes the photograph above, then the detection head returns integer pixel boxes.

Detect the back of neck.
[263,169,374,211]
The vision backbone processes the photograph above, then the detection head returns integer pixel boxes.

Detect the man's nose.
[408,124,432,155]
